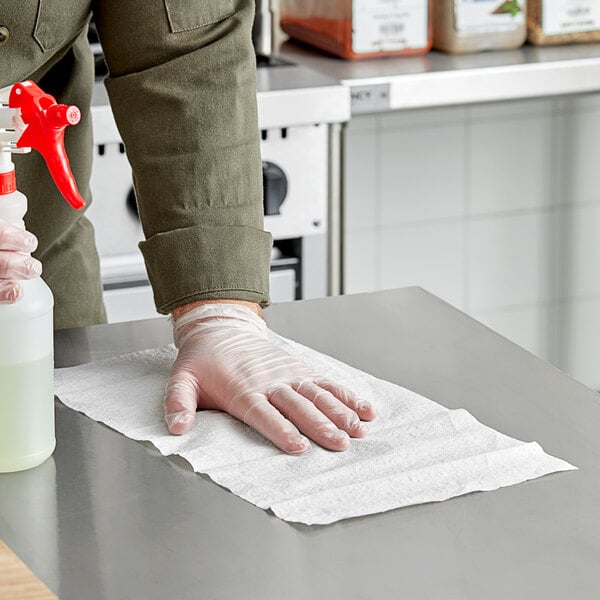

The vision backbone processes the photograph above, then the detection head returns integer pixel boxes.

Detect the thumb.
[164,368,199,435]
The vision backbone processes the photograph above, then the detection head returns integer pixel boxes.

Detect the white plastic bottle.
[0,152,55,472]
[0,81,85,472]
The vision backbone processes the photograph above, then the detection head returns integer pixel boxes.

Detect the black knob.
[262,161,287,216]
[126,187,139,220]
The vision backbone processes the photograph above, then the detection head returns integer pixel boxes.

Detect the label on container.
[542,0,600,36]
[454,0,525,33]
[352,0,429,54]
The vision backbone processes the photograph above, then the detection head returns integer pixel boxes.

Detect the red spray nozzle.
[9,81,85,210]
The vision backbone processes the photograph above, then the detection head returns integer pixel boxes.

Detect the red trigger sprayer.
[4,80,85,208]
[0,80,85,473]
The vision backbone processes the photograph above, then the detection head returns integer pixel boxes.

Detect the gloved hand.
[164,303,376,454]
[0,218,41,303]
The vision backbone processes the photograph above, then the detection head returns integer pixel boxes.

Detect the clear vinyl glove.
[164,303,376,454]
[0,218,41,303]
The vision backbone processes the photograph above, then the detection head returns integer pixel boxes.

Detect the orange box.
[280,0,433,60]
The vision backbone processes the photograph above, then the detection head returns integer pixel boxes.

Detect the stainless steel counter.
[279,42,600,113]
[1,288,599,599]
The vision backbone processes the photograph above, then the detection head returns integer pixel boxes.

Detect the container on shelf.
[433,0,527,54]
[280,0,433,60]
[527,0,600,45]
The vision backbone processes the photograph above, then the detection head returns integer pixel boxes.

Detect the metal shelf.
[279,42,600,114]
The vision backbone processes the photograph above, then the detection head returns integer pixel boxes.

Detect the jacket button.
[0,27,9,45]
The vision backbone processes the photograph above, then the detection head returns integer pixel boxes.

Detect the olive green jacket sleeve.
[94,0,272,313]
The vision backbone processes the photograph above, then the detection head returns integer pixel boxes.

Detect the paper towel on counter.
[54,331,576,525]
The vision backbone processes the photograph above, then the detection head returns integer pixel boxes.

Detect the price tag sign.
[350,84,391,114]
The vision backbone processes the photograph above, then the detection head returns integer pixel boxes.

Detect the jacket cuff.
[140,224,272,314]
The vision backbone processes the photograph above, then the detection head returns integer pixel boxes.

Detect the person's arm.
[94,0,270,313]
[93,0,376,452]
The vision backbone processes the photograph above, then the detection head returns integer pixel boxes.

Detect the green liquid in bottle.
[0,355,55,472]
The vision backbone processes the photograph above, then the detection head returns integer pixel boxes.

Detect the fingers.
[0,221,38,253]
[314,378,376,421]
[0,222,41,284]
[292,380,367,438]
[0,251,42,280]
[241,397,311,455]
[268,385,351,452]
[164,369,199,435]
[0,280,22,303]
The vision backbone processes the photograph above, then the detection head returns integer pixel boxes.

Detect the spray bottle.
[0,81,85,473]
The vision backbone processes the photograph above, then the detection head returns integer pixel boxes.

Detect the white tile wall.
[380,223,465,309]
[469,114,555,214]
[380,105,467,130]
[344,129,378,231]
[557,106,600,205]
[380,125,466,225]
[342,94,600,390]
[555,299,600,390]
[557,204,600,300]
[346,113,379,133]
[557,92,600,113]
[469,98,552,122]
[467,212,558,311]
[344,230,378,294]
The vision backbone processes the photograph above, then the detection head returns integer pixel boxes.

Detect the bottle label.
[542,0,600,35]
[352,0,429,54]
[454,0,525,34]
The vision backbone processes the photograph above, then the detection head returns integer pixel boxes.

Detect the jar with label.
[434,1,527,53]
[528,0,600,44]
[280,0,433,60]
